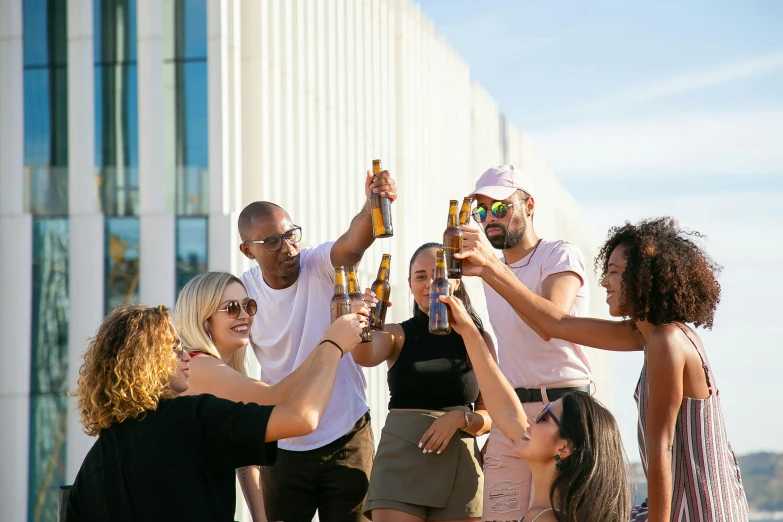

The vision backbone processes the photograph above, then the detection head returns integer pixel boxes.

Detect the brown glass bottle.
[443,199,463,279]
[368,254,392,330]
[330,266,352,323]
[370,159,394,238]
[458,197,472,225]
[429,249,452,335]
[346,266,372,343]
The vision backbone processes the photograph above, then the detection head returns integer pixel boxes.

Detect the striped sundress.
[632,324,749,522]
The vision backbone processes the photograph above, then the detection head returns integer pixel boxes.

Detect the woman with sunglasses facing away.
[436,294,630,522]
[175,271,369,521]
[457,217,749,522]
[353,243,495,522]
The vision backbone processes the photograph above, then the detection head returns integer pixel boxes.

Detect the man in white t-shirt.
[458,165,592,521]
[238,170,397,522]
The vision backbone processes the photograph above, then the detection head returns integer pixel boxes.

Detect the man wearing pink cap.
[457,165,592,521]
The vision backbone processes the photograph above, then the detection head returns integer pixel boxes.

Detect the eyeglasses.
[471,201,518,223]
[243,226,302,252]
[216,298,258,319]
[173,341,188,361]
[535,402,562,431]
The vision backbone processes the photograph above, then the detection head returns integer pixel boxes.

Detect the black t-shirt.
[66,394,277,522]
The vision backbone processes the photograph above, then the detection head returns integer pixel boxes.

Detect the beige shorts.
[481,402,545,522]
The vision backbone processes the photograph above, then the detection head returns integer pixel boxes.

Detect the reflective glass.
[29,218,70,522]
[164,0,207,60]
[24,0,69,218]
[176,217,208,296]
[94,0,139,216]
[105,218,141,314]
[23,0,67,67]
[93,0,137,63]
[169,60,208,215]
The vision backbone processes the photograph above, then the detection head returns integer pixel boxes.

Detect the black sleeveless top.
[387,312,480,410]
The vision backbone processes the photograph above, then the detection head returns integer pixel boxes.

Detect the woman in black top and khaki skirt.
[354,242,496,522]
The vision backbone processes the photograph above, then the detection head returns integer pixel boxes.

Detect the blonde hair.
[175,271,250,376]
[77,305,178,436]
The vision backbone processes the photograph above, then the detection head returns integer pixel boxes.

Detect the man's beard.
[485,221,525,250]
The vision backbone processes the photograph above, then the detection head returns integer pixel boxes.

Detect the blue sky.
[418,0,783,459]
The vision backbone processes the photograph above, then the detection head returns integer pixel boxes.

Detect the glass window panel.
[95,64,139,216]
[24,69,52,165]
[175,61,208,215]
[24,64,69,218]
[23,0,67,67]
[94,0,137,64]
[176,217,208,296]
[105,218,140,314]
[164,0,207,60]
[29,218,70,522]
[181,0,207,59]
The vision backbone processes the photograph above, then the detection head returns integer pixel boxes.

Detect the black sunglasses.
[243,226,302,252]
[535,402,562,431]
[216,298,258,319]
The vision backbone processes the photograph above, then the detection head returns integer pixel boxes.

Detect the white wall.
[226,0,611,454]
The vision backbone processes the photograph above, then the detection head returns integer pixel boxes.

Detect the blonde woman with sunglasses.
[175,271,368,521]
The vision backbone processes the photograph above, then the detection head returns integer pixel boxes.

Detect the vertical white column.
[0,1,32,518]
[138,0,176,307]
[66,0,102,479]
[207,0,234,273]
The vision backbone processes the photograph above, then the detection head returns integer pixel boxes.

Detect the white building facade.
[0,1,609,520]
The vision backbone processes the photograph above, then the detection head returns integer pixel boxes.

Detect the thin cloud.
[532,110,783,179]
[589,49,783,110]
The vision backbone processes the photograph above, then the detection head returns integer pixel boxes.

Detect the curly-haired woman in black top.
[457,217,749,522]
[354,242,496,522]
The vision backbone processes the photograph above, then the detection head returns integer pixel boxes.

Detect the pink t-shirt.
[483,239,592,388]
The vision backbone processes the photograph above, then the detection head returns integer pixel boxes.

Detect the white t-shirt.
[484,239,592,388]
[241,242,368,451]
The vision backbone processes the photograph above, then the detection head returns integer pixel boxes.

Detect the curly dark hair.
[595,217,722,328]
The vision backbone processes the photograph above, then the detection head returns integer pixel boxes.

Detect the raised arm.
[457,225,644,352]
[265,313,365,441]
[350,324,402,367]
[330,169,397,267]
[350,288,402,367]
[439,295,529,446]
[465,331,497,437]
[186,303,370,406]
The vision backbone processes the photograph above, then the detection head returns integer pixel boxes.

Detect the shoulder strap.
[672,323,713,393]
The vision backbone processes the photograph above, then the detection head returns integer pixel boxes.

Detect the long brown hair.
[76,305,179,436]
[550,392,631,522]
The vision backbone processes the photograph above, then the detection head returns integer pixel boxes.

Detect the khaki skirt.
[365,410,484,517]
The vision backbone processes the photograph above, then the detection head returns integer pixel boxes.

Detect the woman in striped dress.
[456,217,749,521]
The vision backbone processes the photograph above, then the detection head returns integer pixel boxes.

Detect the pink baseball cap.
[468,165,533,201]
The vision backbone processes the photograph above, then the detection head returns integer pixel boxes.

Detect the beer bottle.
[330,266,352,323]
[443,199,463,279]
[346,266,372,343]
[429,249,452,335]
[368,254,392,330]
[458,197,472,225]
[370,159,394,238]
